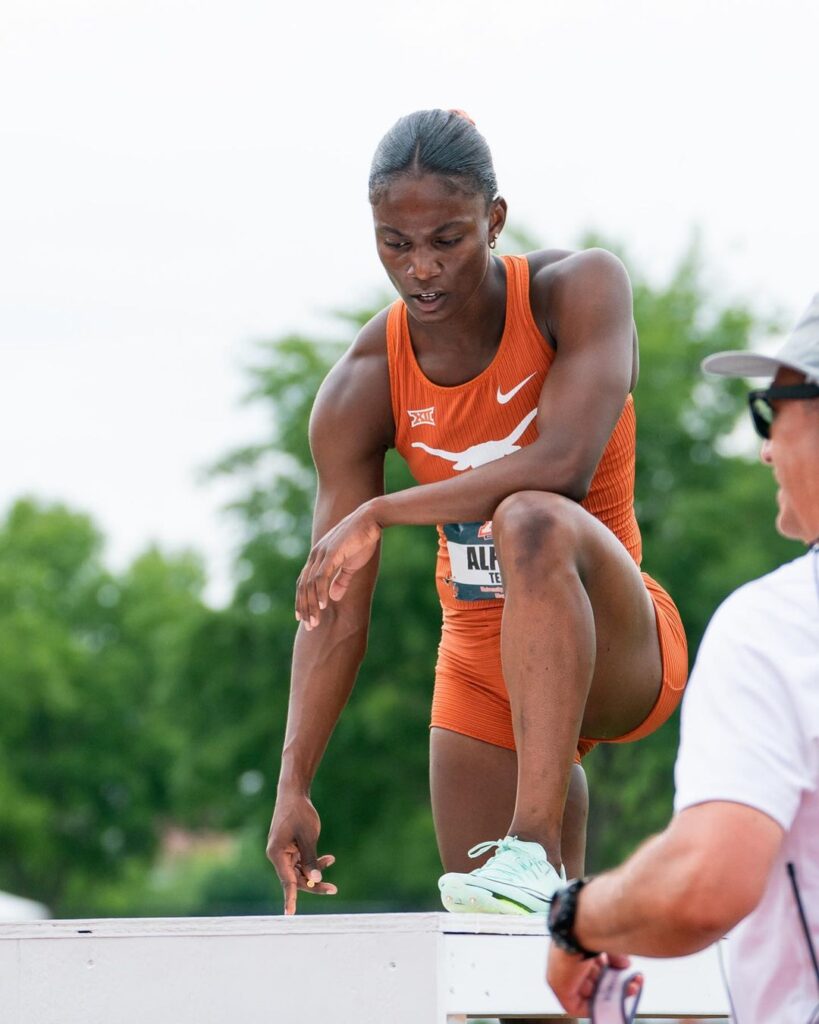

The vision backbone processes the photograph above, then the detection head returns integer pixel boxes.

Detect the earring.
[489,236,497,249]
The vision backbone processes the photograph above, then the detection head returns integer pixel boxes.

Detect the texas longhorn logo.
[408,407,436,427]
[412,409,537,471]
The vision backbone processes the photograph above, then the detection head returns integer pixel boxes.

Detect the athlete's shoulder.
[527,247,630,299]
[343,305,391,358]
[524,247,576,277]
[311,306,394,455]
[322,306,389,392]
[525,248,632,343]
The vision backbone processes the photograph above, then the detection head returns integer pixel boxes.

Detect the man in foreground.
[546,296,819,1023]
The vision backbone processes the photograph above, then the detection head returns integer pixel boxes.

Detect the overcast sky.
[2,0,817,604]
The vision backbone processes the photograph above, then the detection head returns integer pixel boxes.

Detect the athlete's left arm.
[295,249,634,622]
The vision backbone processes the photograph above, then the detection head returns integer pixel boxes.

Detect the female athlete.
[267,109,688,916]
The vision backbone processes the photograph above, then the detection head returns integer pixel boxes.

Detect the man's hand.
[547,946,636,1017]
[267,793,337,915]
[295,505,382,630]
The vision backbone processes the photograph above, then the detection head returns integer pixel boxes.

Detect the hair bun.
[448,108,476,126]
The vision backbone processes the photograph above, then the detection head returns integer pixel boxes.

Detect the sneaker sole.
[439,876,540,915]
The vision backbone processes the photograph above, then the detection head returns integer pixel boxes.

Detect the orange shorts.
[430,573,688,761]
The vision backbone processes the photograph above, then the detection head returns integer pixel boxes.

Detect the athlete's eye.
[382,238,410,250]
[436,237,462,247]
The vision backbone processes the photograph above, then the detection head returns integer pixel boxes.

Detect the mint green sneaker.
[438,836,566,915]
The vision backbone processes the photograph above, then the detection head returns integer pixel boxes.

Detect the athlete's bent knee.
[493,491,581,574]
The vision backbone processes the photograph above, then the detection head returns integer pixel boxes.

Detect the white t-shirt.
[674,551,819,1024]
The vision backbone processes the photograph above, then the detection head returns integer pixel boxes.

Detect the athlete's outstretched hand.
[547,947,638,1017]
[267,793,337,915]
[295,505,382,630]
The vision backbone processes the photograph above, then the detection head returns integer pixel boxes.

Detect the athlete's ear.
[488,197,507,246]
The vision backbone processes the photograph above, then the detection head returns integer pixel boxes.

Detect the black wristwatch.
[548,877,600,959]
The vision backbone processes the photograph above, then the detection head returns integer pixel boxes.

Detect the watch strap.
[548,877,600,959]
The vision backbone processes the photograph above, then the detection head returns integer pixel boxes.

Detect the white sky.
[2,0,817,604]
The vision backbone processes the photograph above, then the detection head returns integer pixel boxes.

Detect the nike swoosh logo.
[464,878,556,903]
[469,872,554,896]
[496,372,536,404]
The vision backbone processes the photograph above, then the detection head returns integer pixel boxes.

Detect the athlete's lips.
[410,291,447,311]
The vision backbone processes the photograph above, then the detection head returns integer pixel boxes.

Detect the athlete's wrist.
[276,781,310,800]
[277,760,314,797]
[363,495,391,529]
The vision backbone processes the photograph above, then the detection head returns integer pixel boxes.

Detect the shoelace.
[466,837,543,879]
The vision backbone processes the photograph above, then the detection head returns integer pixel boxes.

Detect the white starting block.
[0,912,729,1022]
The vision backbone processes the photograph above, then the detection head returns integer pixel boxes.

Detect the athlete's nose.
[408,250,442,284]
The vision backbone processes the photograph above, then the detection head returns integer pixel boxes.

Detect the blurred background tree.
[0,238,799,915]
[0,499,206,913]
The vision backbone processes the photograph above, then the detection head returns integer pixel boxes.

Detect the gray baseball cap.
[702,293,819,383]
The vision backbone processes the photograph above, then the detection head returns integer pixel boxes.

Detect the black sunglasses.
[747,383,819,439]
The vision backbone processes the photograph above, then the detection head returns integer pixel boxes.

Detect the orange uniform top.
[386,253,642,613]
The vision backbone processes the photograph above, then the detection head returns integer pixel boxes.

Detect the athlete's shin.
[494,491,596,868]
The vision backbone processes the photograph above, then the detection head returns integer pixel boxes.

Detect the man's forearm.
[573,832,729,958]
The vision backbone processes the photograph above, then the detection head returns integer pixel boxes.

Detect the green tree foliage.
[0,499,207,912]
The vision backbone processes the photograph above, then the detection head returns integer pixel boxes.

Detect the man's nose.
[760,439,773,465]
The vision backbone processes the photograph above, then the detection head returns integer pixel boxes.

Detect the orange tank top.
[386,253,642,612]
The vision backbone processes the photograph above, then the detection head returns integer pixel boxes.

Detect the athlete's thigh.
[430,727,589,876]
[572,510,663,739]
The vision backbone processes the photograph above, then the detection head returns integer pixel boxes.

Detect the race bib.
[443,521,504,601]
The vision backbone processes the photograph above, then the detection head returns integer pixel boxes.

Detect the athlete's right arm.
[266,311,394,915]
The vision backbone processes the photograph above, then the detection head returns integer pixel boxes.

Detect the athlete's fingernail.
[319,601,326,610]
[326,885,337,895]
[309,869,322,882]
